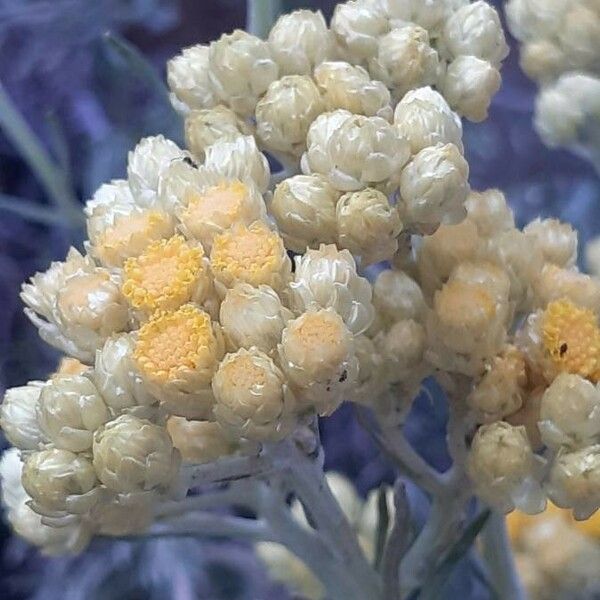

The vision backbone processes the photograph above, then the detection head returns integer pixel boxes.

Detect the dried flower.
[0,382,46,451]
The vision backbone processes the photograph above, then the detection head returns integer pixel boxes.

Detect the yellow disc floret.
[210,221,291,293]
[542,298,600,381]
[134,304,222,386]
[122,235,208,314]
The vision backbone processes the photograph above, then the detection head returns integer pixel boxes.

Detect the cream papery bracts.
[2,2,592,600]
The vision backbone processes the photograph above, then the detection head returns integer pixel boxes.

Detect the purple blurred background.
[0,1,598,598]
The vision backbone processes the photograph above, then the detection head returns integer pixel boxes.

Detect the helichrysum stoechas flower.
[278,307,358,415]
[210,221,291,296]
[220,283,293,354]
[290,244,375,335]
[547,445,600,520]
[133,304,225,418]
[373,269,425,326]
[84,178,135,218]
[0,382,46,451]
[53,357,88,378]
[399,142,469,230]
[441,1,509,67]
[270,174,340,253]
[314,61,392,120]
[166,417,238,464]
[394,87,464,155]
[121,235,211,317]
[302,110,409,192]
[468,422,544,514]
[127,135,185,206]
[208,30,279,117]
[352,334,385,403]
[21,248,129,362]
[541,298,600,381]
[22,448,99,514]
[450,261,512,310]
[331,0,388,65]
[534,264,600,312]
[92,414,179,494]
[539,374,600,450]
[93,334,158,418]
[427,278,507,375]
[255,75,324,159]
[441,55,502,122]
[268,9,334,76]
[204,135,270,193]
[175,175,266,252]
[167,44,218,112]
[465,188,515,238]
[375,0,450,32]
[467,345,527,422]
[524,218,578,269]
[184,105,250,161]
[37,374,109,453]
[212,347,297,442]
[0,449,91,555]
[378,318,427,383]
[369,25,440,101]
[336,188,403,265]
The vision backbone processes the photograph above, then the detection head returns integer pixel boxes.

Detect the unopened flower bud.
[465,188,514,238]
[270,174,340,253]
[394,87,463,155]
[336,188,403,265]
[0,382,46,451]
[369,25,440,100]
[314,61,392,119]
[167,417,238,464]
[167,44,218,112]
[268,9,335,76]
[37,375,109,452]
[442,56,501,122]
[220,283,292,354]
[373,269,425,325]
[379,319,427,382]
[185,105,250,161]
[22,449,98,513]
[213,347,297,442]
[279,308,358,415]
[208,30,279,117]
[534,264,600,312]
[524,218,578,269]
[256,75,324,158]
[93,414,179,493]
[399,143,469,229]
[290,244,374,335]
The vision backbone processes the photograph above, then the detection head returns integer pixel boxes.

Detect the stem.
[0,81,82,226]
[246,0,282,38]
[180,454,270,488]
[480,511,526,600]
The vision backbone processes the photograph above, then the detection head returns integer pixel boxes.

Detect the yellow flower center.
[221,354,267,390]
[122,235,205,313]
[210,222,285,288]
[184,181,248,220]
[96,211,173,266]
[134,305,218,382]
[435,280,496,328]
[542,298,600,381]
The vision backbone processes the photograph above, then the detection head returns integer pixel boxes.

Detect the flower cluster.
[506,0,600,166]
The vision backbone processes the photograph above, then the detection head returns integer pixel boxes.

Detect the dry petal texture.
[133,304,224,418]
[373,269,426,326]
[92,414,178,494]
[279,308,358,415]
[0,382,46,451]
[122,235,210,317]
[167,417,237,464]
[268,9,335,76]
[213,347,297,442]
[302,110,410,192]
[524,218,578,268]
[468,422,544,514]
[220,283,292,354]
[290,244,375,335]
[208,30,279,117]
[210,221,291,296]
[21,249,129,362]
[336,188,402,264]
[167,44,218,112]
[314,61,392,119]
[255,75,324,158]
[270,174,340,253]
[37,375,109,452]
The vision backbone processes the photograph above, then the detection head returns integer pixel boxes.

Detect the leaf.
[417,509,492,600]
